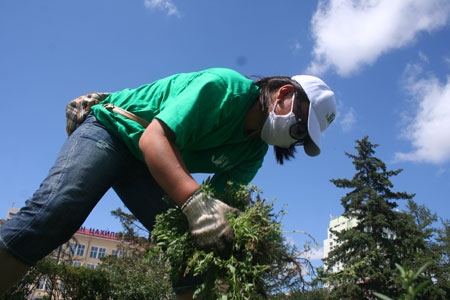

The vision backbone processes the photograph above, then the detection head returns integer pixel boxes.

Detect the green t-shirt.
[91,68,268,192]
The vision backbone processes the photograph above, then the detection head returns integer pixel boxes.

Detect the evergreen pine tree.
[432,219,450,298]
[323,136,426,299]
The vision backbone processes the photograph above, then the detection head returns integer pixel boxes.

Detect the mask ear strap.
[290,92,296,112]
[271,100,279,113]
[272,92,296,114]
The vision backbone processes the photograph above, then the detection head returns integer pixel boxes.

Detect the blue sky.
[1,0,449,263]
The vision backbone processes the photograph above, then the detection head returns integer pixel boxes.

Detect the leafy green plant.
[152,183,305,299]
[99,250,174,300]
[374,263,430,300]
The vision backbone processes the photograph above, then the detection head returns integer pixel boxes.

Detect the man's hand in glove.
[181,191,240,257]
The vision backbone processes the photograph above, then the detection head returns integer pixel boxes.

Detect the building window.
[73,261,82,267]
[68,242,77,255]
[112,249,124,258]
[76,244,85,256]
[90,246,99,258]
[53,245,62,255]
[89,246,107,259]
[87,263,97,269]
[68,243,86,256]
[98,247,106,259]
[37,276,49,290]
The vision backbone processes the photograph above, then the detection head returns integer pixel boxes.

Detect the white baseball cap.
[291,75,337,156]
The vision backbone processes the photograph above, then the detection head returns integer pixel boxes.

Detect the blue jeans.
[0,114,172,266]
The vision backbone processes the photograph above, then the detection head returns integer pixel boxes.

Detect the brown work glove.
[181,191,240,258]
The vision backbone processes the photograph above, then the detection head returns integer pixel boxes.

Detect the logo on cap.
[326,112,336,125]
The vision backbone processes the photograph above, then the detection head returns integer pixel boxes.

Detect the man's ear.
[276,84,295,100]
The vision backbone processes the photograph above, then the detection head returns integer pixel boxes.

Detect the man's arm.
[139,118,239,257]
[138,118,199,206]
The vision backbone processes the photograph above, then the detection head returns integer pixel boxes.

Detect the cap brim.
[304,106,321,157]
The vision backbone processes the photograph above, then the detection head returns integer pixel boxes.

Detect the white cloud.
[291,41,302,55]
[395,67,450,164]
[340,107,357,132]
[444,56,450,68]
[307,0,450,76]
[144,0,181,17]
[306,247,324,261]
[417,51,429,64]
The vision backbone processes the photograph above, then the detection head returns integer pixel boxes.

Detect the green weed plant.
[152,183,301,299]
[374,263,430,300]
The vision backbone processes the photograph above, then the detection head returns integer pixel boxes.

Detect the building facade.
[50,226,125,269]
[1,207,125,269]
[1,207,128,299]
[323,215,358,273]
[323,214,397,273]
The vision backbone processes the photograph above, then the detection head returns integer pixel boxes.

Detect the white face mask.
[261,93,298,148]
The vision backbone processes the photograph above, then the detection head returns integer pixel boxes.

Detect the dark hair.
[254,76,304,164]
[274,146,297,164]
